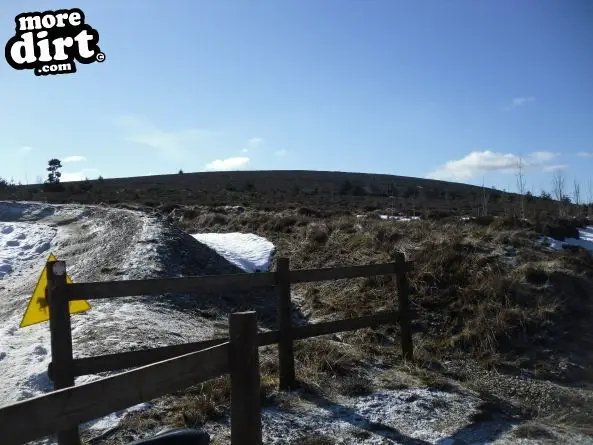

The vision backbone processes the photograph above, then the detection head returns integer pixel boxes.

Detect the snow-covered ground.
[0,201,275,444]
[205,384,592,445]
[191,232,275,272]
[261,388,514,445]
[541,226,593,253]
[0,223,54,279]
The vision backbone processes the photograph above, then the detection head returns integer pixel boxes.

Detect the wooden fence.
[0,254,413,445]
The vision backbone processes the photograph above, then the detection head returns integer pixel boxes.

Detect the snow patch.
[0,314,55,403]
[379,215,421,221]
[82,402,151,431]
[541,226,593,253]
[355,214,421,221]
[0,222,57,279]
[191,232,275,272]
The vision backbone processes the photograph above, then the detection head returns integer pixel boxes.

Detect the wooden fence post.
[276,257,295,390]
[229,311,262,445]
[47,260,81,445]
[394,253,413,361]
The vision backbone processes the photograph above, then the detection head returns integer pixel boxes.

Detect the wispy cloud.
[529,151,557,163]
[505,96,536,110]
[21,146,32,152]
[248,137,263,148]
[542,164,568,173]
[274,149,288,157]
[61,168,101,182]
[62,155,86,163]
[242,137,263,154]
[426,150,559,181]
[576,151,593,158]
[116,115,213,160]
[205,157,249,171]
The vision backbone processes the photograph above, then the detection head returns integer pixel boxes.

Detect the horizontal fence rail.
[66,271,277,300]
[66,262,406,300]
[68,337,230,377]
[288,262,398,283]
[62,310,398,376]
[1,343,230,445]
[70,332,278,377]
[290,309,397,340]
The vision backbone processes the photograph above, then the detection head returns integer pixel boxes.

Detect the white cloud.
[62,155,86,163]
[61,168,101,182]
[542,164,568,173]
[241,148,249,153]
[205,157,249,171]
[274,149,288,157]
[426,150,559,181]
[248,137,263,148]
[21,146,32,152]
[116,115,213,160]
[506,96,535,109]
[576,151,593,158]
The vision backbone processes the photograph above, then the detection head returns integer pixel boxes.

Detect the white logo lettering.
[5,8,105,76]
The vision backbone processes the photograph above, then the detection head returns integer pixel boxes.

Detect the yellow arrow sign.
[19,253,91,328]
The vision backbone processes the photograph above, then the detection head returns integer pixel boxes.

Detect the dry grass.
[171,377,233,427]
[104,208,593,442]
[296,435,336,445]
[115,370,279,439]
[512,422,555,440]
[183,209,593,379]
[538,411,593,437]
[275,217,590,372]
[279,434,335,445]
[291,337,371,396]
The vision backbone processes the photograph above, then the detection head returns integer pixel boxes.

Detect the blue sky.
[1,0,592,198]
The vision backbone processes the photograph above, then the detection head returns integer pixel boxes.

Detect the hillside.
[0,170,571,218]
